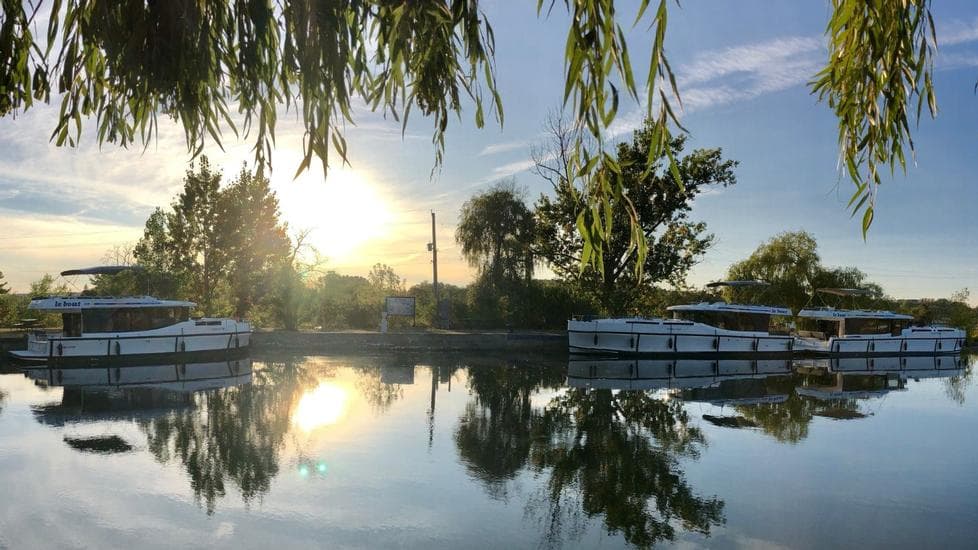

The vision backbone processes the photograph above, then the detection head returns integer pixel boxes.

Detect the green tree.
[456,181,536,289]
[133,208,185,298]
[218,167,291,318]
[315,271,374,329]
[0,271,9,294]
[534,117,736,314]
[726,231,886,313]
[456,181,536,326]
[168,157,228,315]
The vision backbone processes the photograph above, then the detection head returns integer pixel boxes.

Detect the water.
[0,354,975,549]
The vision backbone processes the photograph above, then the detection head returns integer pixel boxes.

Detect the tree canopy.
[534,116,736,313]
[0,0,940,270]
[456,180,536,289]
[725,231,884,313]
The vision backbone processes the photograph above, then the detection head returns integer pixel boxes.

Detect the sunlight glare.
[293,382,350,432]
[274,165,393,261]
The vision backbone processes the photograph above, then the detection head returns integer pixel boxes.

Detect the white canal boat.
[794,289,965,356]
[568,281,795,356]
[10,282,250,367]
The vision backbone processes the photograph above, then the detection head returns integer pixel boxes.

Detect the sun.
[273,165,393,261]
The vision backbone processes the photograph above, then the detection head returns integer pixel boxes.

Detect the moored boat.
[8,267,250,367]
[793,289,964,356]
[567,281,794,356]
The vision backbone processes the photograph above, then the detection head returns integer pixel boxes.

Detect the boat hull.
[794,332,964,357]
[9,321,251,368]
[568,319,794,357]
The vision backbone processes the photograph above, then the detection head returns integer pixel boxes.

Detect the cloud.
[491,158,536,178]
[938,18,978,46]
[478,139,533,156]
[610,35,826,137]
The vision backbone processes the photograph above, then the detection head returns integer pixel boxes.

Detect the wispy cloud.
[938,18,978,46]
[478,139,533,156]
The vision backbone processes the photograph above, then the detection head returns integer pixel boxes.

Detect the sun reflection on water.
[293,382,350,432]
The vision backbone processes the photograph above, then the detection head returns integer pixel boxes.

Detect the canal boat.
[793,289,964,356]
[9,268,250,367]
[567,281,795,356]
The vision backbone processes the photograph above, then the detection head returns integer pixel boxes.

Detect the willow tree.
[0,0,938,264]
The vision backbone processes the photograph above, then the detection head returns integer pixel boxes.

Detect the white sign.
[385,296,416,317]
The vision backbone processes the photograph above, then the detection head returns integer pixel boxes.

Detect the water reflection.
[1,352,973,548]
[459,361,725,548]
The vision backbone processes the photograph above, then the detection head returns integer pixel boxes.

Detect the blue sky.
[0,1,977,303]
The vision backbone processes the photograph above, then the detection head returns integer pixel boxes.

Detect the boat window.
[674,311,770,332]
[796,318,840,340]
[844,318,892,335]
[62,313,82,337]
[81,307,187,333]
[81,309,114,333]
[769,315,793,336]
[891,320,908,336]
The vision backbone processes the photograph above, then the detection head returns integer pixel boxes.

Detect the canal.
[0,353,975,548]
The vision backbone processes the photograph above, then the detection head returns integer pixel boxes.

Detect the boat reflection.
[27,359,253,425]
[567,356,793,391]
[794,355,964,402]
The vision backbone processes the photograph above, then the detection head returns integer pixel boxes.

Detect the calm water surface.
[0,353,975,549]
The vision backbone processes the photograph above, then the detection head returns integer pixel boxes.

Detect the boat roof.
[706,280,770,288]
[28,296,195,311]
[667,302,792,316]
[816,288,873,297]
[796,307,912,320]
[60,265,143,276]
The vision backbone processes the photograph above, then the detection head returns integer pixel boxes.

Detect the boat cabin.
[29,296,195,336]
[796,288,911,341]
[668,303,794,334]
[795,308,912,340]
[666,280,794,334]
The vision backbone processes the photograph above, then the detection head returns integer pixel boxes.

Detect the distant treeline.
[1,120,975,338]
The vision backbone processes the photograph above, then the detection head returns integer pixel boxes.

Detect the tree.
[133,207,184,298]
[0,271,9,294]
[726,231,884,313]
[0,1,934,265]
[456,181,536,326]
[534,116,735,313]
[457,181,536,289]
[218,167,291,318]
[168,157,227,315]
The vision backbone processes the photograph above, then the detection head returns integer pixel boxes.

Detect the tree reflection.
[527,389,723,548]
[943,360,974,406]
[139,358,314,514]
[718,373,864,443]
[456,366,725,548]
[455,364,564,498]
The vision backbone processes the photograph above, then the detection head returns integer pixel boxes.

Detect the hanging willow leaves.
[1,0,503,176]
[811,0,937,237]
[545,0,683,278]
[0,1,946,273]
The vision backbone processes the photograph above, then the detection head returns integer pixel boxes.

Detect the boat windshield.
[673,310,771,332]
[80,306,190,334]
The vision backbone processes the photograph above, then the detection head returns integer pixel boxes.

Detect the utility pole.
[429,211,440,328]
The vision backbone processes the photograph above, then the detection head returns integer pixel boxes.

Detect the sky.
[1,1,977,304]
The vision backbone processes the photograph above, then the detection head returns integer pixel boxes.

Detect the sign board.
[385,296,416,317]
